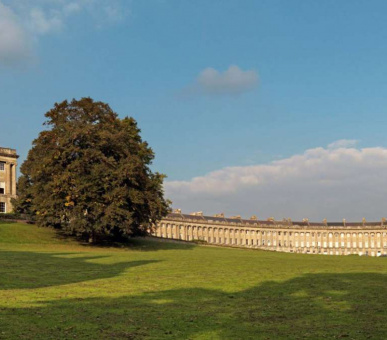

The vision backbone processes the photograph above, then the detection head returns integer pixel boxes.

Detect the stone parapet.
[0,147,18,159]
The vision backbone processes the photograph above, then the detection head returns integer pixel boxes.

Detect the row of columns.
[153,222,387,256]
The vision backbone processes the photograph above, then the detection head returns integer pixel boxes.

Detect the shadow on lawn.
[0,250,158,290]
[79,236,197,252]
[1,272,386,339]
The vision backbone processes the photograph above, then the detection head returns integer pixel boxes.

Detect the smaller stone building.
[0,147,18,213]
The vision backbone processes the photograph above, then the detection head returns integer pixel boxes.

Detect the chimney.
[343,218,346,227]
[173,208,182,214]
[214,213,224,218]
[190,211,203,216]
[250,215,258,220]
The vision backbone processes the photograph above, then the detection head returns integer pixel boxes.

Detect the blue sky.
[2,0,387,220]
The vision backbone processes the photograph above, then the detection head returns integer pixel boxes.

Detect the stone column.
[284,232,287,249]
[6,162,11,195]
[184,225,187,240]
[12,163,16,196]
[175,224,179,239]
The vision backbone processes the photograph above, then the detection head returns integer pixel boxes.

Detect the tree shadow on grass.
[79,237,197,252]
[1,272,386,339]
[50,231,196,252]
[0,250,158,290]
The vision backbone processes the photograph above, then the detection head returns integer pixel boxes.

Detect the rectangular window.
[0,162,4,171]
[0,202,5,213]
[0,182,4,195]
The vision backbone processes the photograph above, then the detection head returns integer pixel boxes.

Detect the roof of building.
[163,212,386,229]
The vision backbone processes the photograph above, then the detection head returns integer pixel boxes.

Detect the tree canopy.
[14,98,169,242]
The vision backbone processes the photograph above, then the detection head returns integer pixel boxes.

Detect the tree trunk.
[88,231,96,243]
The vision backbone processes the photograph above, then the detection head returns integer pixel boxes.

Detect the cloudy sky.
[2,1,387,221]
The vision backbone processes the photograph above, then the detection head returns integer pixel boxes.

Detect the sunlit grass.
[0,222,386,339]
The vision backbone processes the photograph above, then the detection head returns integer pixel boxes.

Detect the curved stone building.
[153,210,387,257]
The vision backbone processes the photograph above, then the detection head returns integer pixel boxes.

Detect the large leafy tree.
[14,98,169,242]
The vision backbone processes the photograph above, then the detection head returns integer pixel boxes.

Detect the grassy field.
[0,221,386,339]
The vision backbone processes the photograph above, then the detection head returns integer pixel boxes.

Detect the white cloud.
[328,139,358,149]
[29,7,62,34]
[63,2,82,15]
[184,65,258,96]
[0,0,127,67]
[0,2,31,66]
[165,141,387,221]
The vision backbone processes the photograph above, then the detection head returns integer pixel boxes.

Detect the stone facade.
[153,211,387,257]
[0,147,18,213]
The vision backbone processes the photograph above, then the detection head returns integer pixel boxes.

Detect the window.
[0,182,4,195]
[0,162,4,171]
[0,202,5,213]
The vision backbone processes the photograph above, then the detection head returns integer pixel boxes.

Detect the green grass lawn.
[0,221,386,339]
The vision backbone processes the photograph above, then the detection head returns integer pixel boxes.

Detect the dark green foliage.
[0,213,21,221]
[13,98,169,241]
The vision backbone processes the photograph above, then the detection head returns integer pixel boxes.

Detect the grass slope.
[0,221,386,339]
